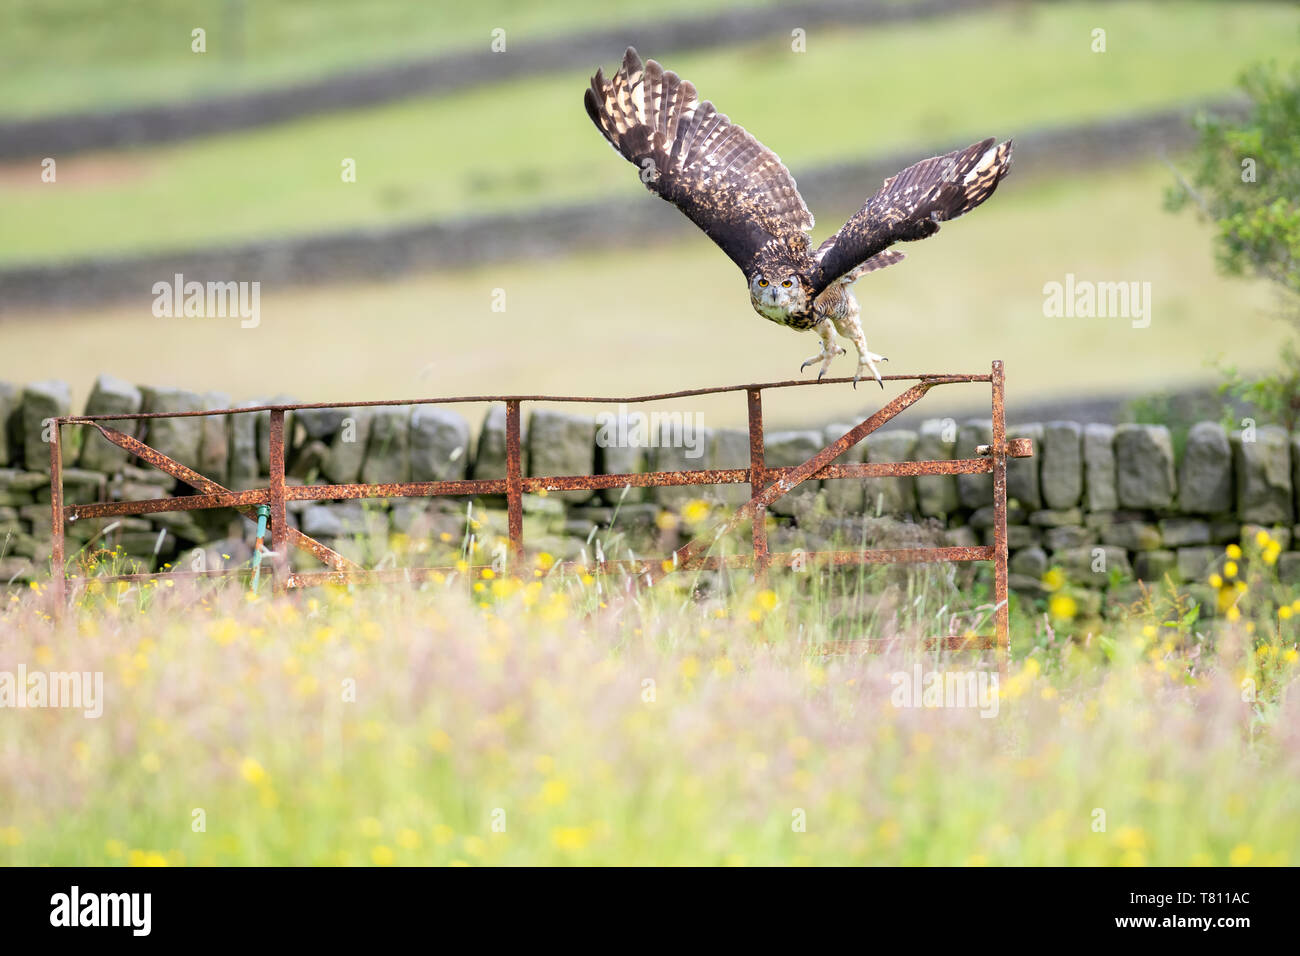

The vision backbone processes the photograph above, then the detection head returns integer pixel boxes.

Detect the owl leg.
[830,312,887,390]
[799,319,845,381]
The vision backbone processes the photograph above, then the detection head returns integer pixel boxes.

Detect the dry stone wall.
[2,375,1293,617]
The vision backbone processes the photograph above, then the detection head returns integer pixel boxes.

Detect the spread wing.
[807,138,1013,296]
[585,47,813,279]
[837,249,905,285]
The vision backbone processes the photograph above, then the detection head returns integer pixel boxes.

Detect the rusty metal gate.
[47,360,1031,653]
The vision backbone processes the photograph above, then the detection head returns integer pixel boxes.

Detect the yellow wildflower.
[1048,594,1077,620]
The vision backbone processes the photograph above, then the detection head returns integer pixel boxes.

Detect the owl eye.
[757,278,768,287]
[781,279,793,288]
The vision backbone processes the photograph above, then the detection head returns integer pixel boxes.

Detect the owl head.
[749,271,809,322]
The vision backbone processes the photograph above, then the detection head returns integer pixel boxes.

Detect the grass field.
[1,531,1297,865]
[0,161,1284,429]
[0,0,808,119]
[3,1,1297,264]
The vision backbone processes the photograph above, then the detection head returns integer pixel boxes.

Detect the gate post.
[990,360,1010,666]
[49,420,65,611]
[505,400,524,569]
[268,409,288,593]
[746,389,769,582]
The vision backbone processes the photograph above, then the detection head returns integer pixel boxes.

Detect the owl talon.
[800,339,844,380]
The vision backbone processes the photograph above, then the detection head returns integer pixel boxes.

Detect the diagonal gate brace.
[650,381,934,583]
[67,420,359,572]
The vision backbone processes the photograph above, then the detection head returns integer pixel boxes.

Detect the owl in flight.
[585,48,1013,387]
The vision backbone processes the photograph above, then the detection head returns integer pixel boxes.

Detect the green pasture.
[0,0,807,119]
[2,1,1298,265]
[1,161,1284,426]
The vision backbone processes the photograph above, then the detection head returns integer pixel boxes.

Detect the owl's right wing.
[585,47,813,279]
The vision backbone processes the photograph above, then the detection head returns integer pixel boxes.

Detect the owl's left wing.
[807,138,1013,297]
[585,47,813,278]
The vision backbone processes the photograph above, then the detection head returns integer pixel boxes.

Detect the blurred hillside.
[0,0,1297,427]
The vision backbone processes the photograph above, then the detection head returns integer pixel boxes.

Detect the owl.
[585,48,1013,387]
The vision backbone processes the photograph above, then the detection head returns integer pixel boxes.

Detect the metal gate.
[48,360,1031,652]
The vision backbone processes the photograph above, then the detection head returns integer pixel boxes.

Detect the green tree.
[1167,62,1300,429]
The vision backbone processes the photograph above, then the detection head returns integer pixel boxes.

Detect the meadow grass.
[0,0,805,119]
[1,523,1297,866]
[3,1,1297,263]
[1,160,1285,427]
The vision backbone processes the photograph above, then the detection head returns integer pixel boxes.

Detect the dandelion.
[1208,573,1223,589]
[1255,529,1271,548]
[1226,543,1242,560]
[551,826,591,851]
[540,778,569,806]
[209,618,240,645]
[1041,568,1065,592]
[397,828,421,850]
[1223,561,1238,579]
[756,589,778,612]
[1114,826,1147,851]
[481,568,496,580]
[1228,843,1254,866]
[239,758,266,785]
[682,499,710,523]
[1048,594,1077,621]
[128,850,168,867]
[371,845,395,866]
[1280,606,1293,620]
